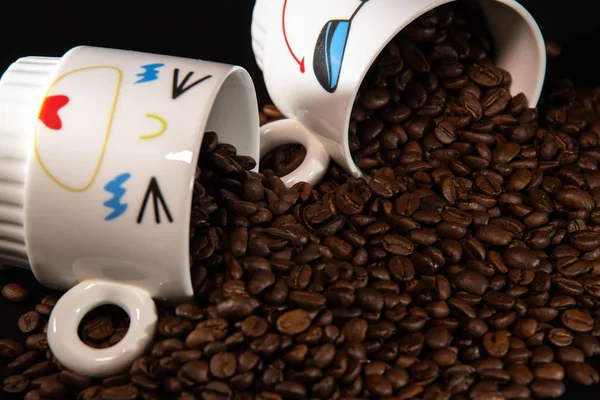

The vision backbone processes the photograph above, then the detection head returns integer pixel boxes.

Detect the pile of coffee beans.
[4,2,600,399]
[348,1,523,175]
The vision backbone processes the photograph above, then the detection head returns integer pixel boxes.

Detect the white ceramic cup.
[0,46,259,377]
[252,0,546,186]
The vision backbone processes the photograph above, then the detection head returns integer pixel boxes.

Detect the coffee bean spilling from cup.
[3,3,600,400]
[348,1,522,176]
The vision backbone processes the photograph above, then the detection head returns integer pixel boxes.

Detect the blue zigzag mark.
[135,63,165,84]
[103,173,131,221]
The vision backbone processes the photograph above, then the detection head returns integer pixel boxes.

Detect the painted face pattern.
[35,60,212,223]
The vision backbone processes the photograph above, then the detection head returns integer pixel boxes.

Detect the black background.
[2,0,600,398]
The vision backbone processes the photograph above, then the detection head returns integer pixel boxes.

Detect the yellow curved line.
[34,66,123,193]
[139,114,167,140]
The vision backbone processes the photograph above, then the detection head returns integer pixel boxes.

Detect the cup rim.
[183,66,259,280]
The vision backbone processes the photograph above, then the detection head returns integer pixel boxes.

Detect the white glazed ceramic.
[252,0,546,186]
[0,45,259,377]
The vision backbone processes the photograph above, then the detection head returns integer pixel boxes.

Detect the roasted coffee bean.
[513,318,538,338]
[38,378,69,399]
[260,144,306,177]
[482,330,509,358]
[360,88,392,110]
[502,383,531,399]
[400,39,431,73]
[25,334,47,352]
[574,334,600,357]
[274,380,306,398]
[240,316,268,338]
[561,308,594,332]
[342,319,368,343]
[548,328,574,347]
[0,339,23,358]
[23,361,51,378]
[175,303,204,321]
[533,362,564,380]
[276,309,311,335]
[382,235,414,255]
[364,374,393,396]
[8,351,38,372]
[3,374,29,394]
[468,63,503,87]
[424,326,451,349]
[17,312,41,335]
[448,297,476,319]
[23,389,42,400]
[570,230,600,251]
[288,291,325,310]
[503,247,541,269]
[356,288,384,312]
[435,121,458,144]
[556,187,595,211]
[529,379,565,399]
[454,269,489,296]
[476,225,512,245]
[58,370,96,389]
[101,384,138,400]
[180,361,209,384]
[507,364,534,385]
[2,283,27,302]
[565,362,600,386]
[556,346,584,364]
[483,88,512,117]
[483,291,515,310]
[186,320,228,349]
[82,317,114,341]
[209,353,237,379]
[158,316,193,337]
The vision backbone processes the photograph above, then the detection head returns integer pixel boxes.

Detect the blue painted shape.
[135,63,165,84]
[328,21,349,89]
[103,173,131,221]
[323,23,333,86]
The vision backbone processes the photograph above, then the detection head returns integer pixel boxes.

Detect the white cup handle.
[47,280,157,378]
[260,118,330,187]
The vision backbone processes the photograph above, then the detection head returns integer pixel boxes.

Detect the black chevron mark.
[172,69,212,100]
[137,177,174,224]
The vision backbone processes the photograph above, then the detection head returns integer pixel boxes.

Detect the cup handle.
[47,280,157,378]
[260,118,330,187]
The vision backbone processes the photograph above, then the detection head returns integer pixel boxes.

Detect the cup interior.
[477,0,546,107]
[205,68,260,164]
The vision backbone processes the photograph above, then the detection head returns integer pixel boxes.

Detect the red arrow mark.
[282,0,305,73]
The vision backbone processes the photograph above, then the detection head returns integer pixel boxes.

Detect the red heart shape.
[38,95,69,130]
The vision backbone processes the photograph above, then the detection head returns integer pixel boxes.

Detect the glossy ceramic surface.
[47,280,157,377]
